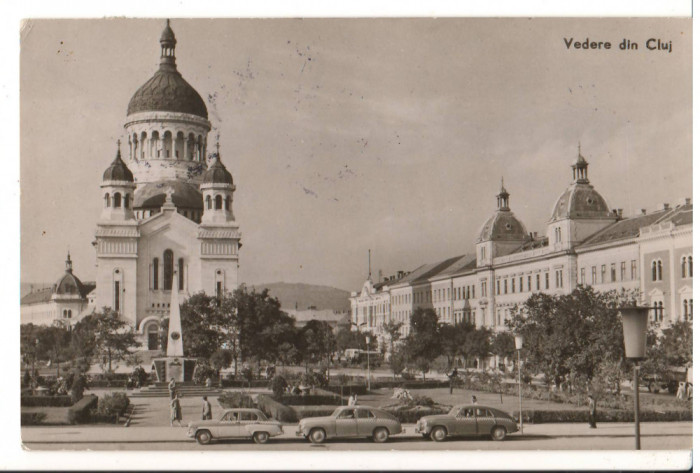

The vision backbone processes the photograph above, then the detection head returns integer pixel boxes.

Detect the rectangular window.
[621,262,626,281]
[611,263,616,282]
[536,274,540,290]
[592,266,597,284]
[481,281,487,297]
[178,258,185,290]
[114,281,120,312]
[631,260,637,279]
[545,273,550,289]
[580,267,586,285]
[601,264,606,284]
[216,281,222,300]
[528,276,531,292]
[519,277,523,292]
[555,270,563,288]
[511,278,516,293]
[472,285,475,298]
[503,279,507,294]
[496,280,501,295]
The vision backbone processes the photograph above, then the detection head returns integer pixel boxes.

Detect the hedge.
[513,408,693,424]
[21,395,73,407]
[221,379,270,388]
[67,394,98,424]
[293,406,338,419]
[324,384,367,396]
[21,412,47,426]
[92,392,131,423]
[256,394,298,423]
[281,394,340,406]
[383,406,450,423]
[218,392,255,409]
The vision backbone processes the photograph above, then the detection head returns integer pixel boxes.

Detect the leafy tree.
[491,331,515,363]
[461,327,492,369]
[389,343,408,378]
[405,308,441,381]
[37,323,72,377]
[86,307,139,373]
[657,320,692,367]
[507,286,634,389]
[439,322,473,369]
[160,292,225,360]
[210,348,234,374]
[300,320,336,374]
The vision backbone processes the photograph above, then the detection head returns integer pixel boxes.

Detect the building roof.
[103,147,134,182]
[134,180,203,210]
[477,210,529,243]
[20,287,53,305]
[201,155,234,185]
[550,182,613,221]
[127,22,208,119]
[578,203,692,248]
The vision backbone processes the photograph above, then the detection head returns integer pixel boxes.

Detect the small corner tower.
[200,143,236,224]
[101,141,136,221]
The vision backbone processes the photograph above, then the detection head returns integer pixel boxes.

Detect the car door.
[215,411,240,438]
[475,408,496,435]
[355,408,377,436]
[238,411,258,438]
[334,408,358,437]
[453,407,478,436]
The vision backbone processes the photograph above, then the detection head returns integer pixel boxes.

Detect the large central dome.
[126,21,208,119]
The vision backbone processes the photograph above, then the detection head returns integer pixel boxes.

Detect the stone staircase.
[129,381,223,398]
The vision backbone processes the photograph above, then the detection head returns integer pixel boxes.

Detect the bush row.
[217,392,255,409]
[21,412,47,426]
[324,384,367,397]
[21,395,73,407]
[221,379,270,388]
[383,406,450,424]
[512,408,693,424]
[256,394,298,423]
[281,394,341,406]
[66,394,98,424]
[90,393,131,423]
[292,406,338,419]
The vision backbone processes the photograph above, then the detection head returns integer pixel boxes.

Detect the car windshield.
[333,407,355,418]
[256,410,268,421]
[448,406,462,416]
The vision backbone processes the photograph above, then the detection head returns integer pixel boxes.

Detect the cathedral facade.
[92,21,240,349]
[350,150,693,343]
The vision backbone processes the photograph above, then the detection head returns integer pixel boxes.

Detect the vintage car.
[296,405,403,443]
[416,404,518,441]
[187,408,283,445]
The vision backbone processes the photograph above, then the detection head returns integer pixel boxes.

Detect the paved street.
[22,421,691,451]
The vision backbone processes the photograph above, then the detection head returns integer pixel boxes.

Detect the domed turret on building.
[54,252,87,297]
[102,145,134,182]
[476,180,529,267]
[201,144,236,224]
[547,145,617,250]
[100,142,136,221]
[202,153,234,185]
[124,20,212,186]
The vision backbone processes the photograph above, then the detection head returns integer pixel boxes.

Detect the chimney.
[664,203,670,210]
[378,269,383,281]
[533,232,538,238]
[617,208,623,218]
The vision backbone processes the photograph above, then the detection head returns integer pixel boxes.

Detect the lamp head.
[514,334,524,350]
[619,306,650,361]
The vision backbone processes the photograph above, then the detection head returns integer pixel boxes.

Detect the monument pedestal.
[151,357,197,382]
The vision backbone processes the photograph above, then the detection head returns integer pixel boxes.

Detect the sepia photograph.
[13,10,692,470]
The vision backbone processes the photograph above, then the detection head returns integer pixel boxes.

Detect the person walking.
[348,394,357,406]
[587,394,597,428]
[471,395,477,404]
[168,377,176,400]
[170,393,183,427]
[202,396,212,420]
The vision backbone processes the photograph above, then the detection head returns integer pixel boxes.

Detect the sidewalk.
[22,421,692,445]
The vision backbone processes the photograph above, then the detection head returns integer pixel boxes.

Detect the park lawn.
[21,406,70,425]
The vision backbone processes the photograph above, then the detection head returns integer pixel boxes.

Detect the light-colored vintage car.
[296,406,403,444]
[416,404,518,441]
[187,408,283,445]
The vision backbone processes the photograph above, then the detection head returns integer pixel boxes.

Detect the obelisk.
[166,269,184,357]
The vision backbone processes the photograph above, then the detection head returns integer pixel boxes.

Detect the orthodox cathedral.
[21,21,241,350]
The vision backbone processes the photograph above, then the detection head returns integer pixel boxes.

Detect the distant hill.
[249,282,350,312]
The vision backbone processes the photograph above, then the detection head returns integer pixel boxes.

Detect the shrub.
[22,371,31,388]
[220,379,269,388]
[281,395,340,406]
[256,394,298,423]
[410,396,435,407]
[324,384,367,396]
[269,375,288,400]
[400,371,415,381]
[193,363,218,385]
[21,412,47,426]
[21,395,73,407]
[90,393,130,423]
[512,408,693,424]
[217,392,255,409]
[70,375,87,404]
[384,406,449,423]
[66,394,98,424]
[293,406,337,419]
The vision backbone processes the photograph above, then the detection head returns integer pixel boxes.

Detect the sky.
[20,17,692,292]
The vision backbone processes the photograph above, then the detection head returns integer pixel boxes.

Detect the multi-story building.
[350,149,692,346]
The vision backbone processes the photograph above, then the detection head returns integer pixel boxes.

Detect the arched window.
[651,261,657,281]
[683,300,689,320]
[114,192,122,208]
[658,301,664,321]
[206,195,212,210]
[178,258,184,290]
[681,257,687,278]
[124,194,130,209]
[153,258,159,290]
[163,249,174,290]
[225,196,231,211]
[67,309,72,319]
[658,260,663,281]
[215,195,223,210]
[63,309,67,318]
[689,256,693,278]
[653,302,658,321]
[104,193,110,207]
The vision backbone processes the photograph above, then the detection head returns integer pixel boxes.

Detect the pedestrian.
[587,394,597,428]
[202,396,212,420]
[677,382,686,400]
[471,395,477,404]
[348,393,357,406]
[168,377,176,400]
[170,393,183,427]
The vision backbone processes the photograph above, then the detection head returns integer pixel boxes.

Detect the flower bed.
[218,392,255,409]
[383,405,450,423]
[280,394,340,406]
[90,392,130,423]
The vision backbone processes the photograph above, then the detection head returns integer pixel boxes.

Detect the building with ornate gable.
[350,148,692,347]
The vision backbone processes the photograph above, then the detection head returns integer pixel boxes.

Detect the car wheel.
[491,426,507,441]
[309,428,326,444]
[372,427,389,443]
[253,431,270,444]
[196,430,212,445]
[430,426,447,442]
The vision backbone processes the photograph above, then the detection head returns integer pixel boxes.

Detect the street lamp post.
[620,306,650,451]
[365,335,371,392]
[514,334,524,435]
